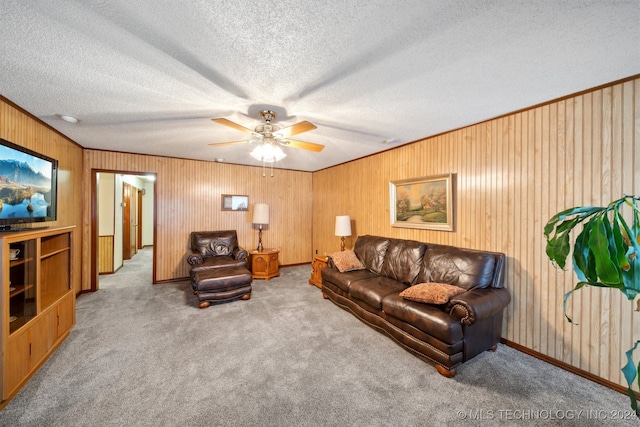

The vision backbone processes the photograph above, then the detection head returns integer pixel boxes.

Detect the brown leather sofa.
[321,235,510,377]
[186,230,252,308]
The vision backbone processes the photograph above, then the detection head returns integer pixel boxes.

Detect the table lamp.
[252,203,270,251]
[335,215,351,251]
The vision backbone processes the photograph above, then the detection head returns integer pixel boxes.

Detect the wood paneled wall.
[98,235,114,274]
[4,76,639,390]
[83,150,313,285]
[0,97,84,295]
[312,77,640,388]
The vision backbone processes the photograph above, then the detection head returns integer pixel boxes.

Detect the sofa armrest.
[187,251,203,265]
[448,287,511,326]
[234,246,249,261]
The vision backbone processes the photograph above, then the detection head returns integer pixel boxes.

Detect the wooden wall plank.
[0,98,84,296]
[98,235,114,274]
[3,75,639,392]
[82,150,313,284]
[312,78,640,389]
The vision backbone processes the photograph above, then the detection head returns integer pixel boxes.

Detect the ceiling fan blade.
[274,121,317,138]
[208,140,250,147]
[282,139,325,152]
[212,118,256,135]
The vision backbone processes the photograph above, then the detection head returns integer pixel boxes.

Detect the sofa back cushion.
[354,235,391,274]
[191,230,238,257]
[417,244,504,290]
[380,239,427,285]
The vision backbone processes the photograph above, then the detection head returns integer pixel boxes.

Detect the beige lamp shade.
[252,203,270,225]
[335,215,351,236]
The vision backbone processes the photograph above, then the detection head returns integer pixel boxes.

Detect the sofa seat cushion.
[381,293,463,345]
[193,266,252,292]
[350,277,408,311]
[190,255,246,274]
[322,268,378,293]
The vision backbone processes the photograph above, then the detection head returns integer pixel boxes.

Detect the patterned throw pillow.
[329,250,365,273]
[399,282,465,305]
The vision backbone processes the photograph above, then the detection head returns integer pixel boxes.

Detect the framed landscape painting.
[389,173,455,231]
[221,194,249,211]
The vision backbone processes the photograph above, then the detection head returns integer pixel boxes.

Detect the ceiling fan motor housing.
[254,124,280,138]
[259,110,277,123]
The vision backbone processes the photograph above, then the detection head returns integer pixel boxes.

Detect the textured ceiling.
[1,1,638,172]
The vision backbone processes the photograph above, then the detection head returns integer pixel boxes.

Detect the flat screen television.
[0,138,58,230]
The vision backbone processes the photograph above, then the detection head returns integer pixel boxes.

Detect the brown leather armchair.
[186,231,252,308]
[187,230,248,275]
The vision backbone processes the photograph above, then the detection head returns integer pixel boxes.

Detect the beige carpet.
[0,247,636,426]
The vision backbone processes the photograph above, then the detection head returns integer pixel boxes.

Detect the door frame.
[91,169,157,291]
[137,189,144,250]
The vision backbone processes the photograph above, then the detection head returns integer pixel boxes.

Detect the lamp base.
[257,226,264,251]
[340,236,346,251]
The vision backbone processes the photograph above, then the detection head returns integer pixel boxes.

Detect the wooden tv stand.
[0,226,75,408]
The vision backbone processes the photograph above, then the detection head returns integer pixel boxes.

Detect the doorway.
[91,170,157,291]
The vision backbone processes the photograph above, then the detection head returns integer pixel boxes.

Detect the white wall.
[141,180,154,247]
[97,173,115,236]
[113,174,124,270]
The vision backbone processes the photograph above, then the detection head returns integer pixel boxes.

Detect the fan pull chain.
[259,157,275,177]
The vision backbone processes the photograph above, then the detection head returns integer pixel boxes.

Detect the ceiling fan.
[209,110,325,157]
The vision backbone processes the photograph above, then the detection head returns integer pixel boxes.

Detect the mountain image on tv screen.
[0,146,53,219]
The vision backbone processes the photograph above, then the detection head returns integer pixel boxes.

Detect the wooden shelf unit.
[1,226,75,408]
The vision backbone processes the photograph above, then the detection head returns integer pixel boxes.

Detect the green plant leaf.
[573,224,596,282]
[588,216,622,285]
[622,340,640,415]
[613,211,631,272]
[617,199,640,297]
[621,248,640,299]
[546,231,571,269]
[544,207,603,271]
[562,282,587,324]
[631,198,640,243]
[544,207,601,239]
[545,217,581,269]
[544,207,577,237]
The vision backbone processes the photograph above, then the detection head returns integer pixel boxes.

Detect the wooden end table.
[249,249,280,280]
[309,255,328,289]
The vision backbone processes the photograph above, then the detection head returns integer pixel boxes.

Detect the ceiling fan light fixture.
[250,144,286,163]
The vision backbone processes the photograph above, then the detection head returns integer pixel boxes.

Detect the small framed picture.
[221,195,249,211]
[389,174,455,231]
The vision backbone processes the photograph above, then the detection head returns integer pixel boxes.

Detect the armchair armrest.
[187,251,203,265]
[448,287,511,326]
[233,246,249,261]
